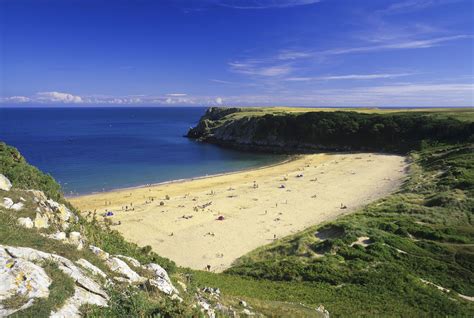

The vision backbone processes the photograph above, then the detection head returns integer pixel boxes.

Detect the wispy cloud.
[321,35,471,55]
[1,82,472,107]
[229,61,293,77]
[285,73,415,81]
[379,0,462,15]
[166,93,188,97]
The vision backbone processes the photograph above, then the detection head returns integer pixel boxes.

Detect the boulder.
[1,197,14,209]
[10,202,24,211]
[0,174,12,191]
[89,245,110,260]
[17,217,34,229]
[144,263,178,294]
[50,286,108,318]
[47,231,67,241]
[147,278,175,295]
[4,245,108,300]
[144,263,172,284]
[76,259,107,279]
[0,247,51,316]
[68,232,84,250]
[106,257,143,283]
[34,212,50,228]
[116,255,141,268]
[51,254,108,299]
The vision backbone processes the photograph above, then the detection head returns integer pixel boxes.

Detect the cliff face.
[187,107,474,154]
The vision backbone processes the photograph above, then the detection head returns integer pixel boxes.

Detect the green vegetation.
[2,107,473,316]
[0,142,63,202]
[188,107,474,153]
[10,262,76,317]
[190,143,474,316]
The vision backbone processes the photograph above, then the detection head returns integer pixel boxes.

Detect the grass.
[222,106,474,122]
[189,143,474,316]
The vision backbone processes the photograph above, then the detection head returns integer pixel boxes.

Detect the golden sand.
[70,153,407,272]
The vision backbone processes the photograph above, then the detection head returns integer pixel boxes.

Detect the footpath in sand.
[70,153,407,272]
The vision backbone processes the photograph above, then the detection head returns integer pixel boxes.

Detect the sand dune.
[70,153,407,272]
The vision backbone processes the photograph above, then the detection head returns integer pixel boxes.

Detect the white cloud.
[166,93,187,97]
[286,73,415,81]
[321,35,471,55]
[1,96,31,103]
[2,82,472,107]
[229,61,293,77]
[36,91,83,103]
[380,0,461,15]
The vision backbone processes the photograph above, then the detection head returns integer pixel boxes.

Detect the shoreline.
[65,155,298,198]
[70,152,408,271]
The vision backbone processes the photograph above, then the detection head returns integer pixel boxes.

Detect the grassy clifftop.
[187,107,474,153]
[188,108,474,316]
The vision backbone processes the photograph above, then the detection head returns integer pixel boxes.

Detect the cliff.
[187,107,474,153]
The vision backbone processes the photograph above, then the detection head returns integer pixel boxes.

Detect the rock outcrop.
[0,247,51,317]
[0,174,12,192]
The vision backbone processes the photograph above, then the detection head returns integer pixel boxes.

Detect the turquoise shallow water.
[0,107,284,195]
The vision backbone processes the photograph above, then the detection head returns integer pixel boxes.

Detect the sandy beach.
[70,153,408,272]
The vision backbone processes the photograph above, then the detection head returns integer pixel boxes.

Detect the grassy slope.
[0,143,199,317]
[224,107,474,122]
[188,108,474,316]
[192,143,474,316]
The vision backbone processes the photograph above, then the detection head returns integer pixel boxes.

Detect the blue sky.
[0,0,473,106]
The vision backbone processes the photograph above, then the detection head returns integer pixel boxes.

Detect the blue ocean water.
[0,107,284,195]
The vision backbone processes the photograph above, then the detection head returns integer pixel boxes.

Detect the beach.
[70,153,408,272]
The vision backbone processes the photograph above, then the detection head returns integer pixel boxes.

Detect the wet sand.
[70,153,407,272]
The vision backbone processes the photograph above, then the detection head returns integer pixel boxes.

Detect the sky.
[0,0,473,107]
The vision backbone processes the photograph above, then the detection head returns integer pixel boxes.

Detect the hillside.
[187,107,474,153]
[0,142,277,317]
[186,107,474,316]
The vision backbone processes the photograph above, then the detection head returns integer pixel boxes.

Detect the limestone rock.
[51,255,108,299]
[316,305,330,318]
[50,286,108,318]
[47,231,67,241]
[197,297,216,318]
[242,308,255,316]
[4,245,108,300]
[5,246,51,261]
[34,212,50,228]
[116,255,141,268]
[27,190,47,202]
[144,263,178,295]
[0,174,12,191]
[17,217,34,229]
[144,263,172,284]
[68,232,84,250]
[113,277,131,284]
[76,259,107,279]
[0,247,51,316]
[106,257,143,283]
[10,202,24,211]
[1,197,13,209]
[89,245,110,260]
[147,278,175,295]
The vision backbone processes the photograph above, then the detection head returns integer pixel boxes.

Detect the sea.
[0,107,284,195]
